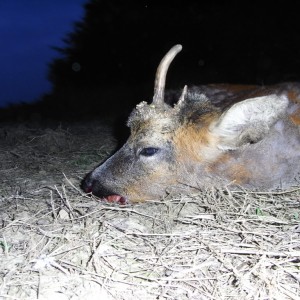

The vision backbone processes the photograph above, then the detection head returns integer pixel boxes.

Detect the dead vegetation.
[0,122,300,300]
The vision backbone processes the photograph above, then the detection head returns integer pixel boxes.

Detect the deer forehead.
[128,112,179,143]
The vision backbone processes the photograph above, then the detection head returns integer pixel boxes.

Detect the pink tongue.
[106,195,122,202]
[105,195,127,204]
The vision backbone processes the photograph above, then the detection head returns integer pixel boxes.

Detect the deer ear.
[212,94,289,150]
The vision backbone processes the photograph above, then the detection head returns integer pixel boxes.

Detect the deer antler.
[152,44,182,106]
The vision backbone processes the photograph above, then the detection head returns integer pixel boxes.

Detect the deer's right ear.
[211,94,289,150]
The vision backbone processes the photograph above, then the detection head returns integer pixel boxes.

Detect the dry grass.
[0,122,300,300]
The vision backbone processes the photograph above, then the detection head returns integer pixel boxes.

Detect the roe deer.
[82,45,300,203]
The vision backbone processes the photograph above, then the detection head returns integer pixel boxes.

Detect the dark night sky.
[0,1,86,108]
[1,1,300,116]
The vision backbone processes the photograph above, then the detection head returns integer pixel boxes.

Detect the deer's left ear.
[211,94,289,150]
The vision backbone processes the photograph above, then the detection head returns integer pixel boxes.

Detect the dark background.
[1,0,300,122]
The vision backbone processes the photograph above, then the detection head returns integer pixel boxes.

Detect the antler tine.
[152,44,182,106]
[177,85,188,107]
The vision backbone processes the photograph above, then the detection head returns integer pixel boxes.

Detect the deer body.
[82,45,300,203]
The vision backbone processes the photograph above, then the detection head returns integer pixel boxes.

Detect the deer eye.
[139,147,159,157]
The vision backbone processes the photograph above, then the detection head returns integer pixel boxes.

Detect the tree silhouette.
[48,0,195,92]
[46,0,300,117]
[2,1,300,121]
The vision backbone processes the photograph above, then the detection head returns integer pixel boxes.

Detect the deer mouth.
[81,180,128,204]
[104,194,128,205]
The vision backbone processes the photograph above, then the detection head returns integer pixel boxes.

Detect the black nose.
[81,173,93,193]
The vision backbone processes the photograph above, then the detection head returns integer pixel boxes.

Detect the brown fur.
[287,90,300,103]
[290,108,300,125]
[173,113,219,163]
[208,84,259,94]
[205,153,251,185]
[125,164,178,202]
[226,163,252,185]
[206,153,231,172]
